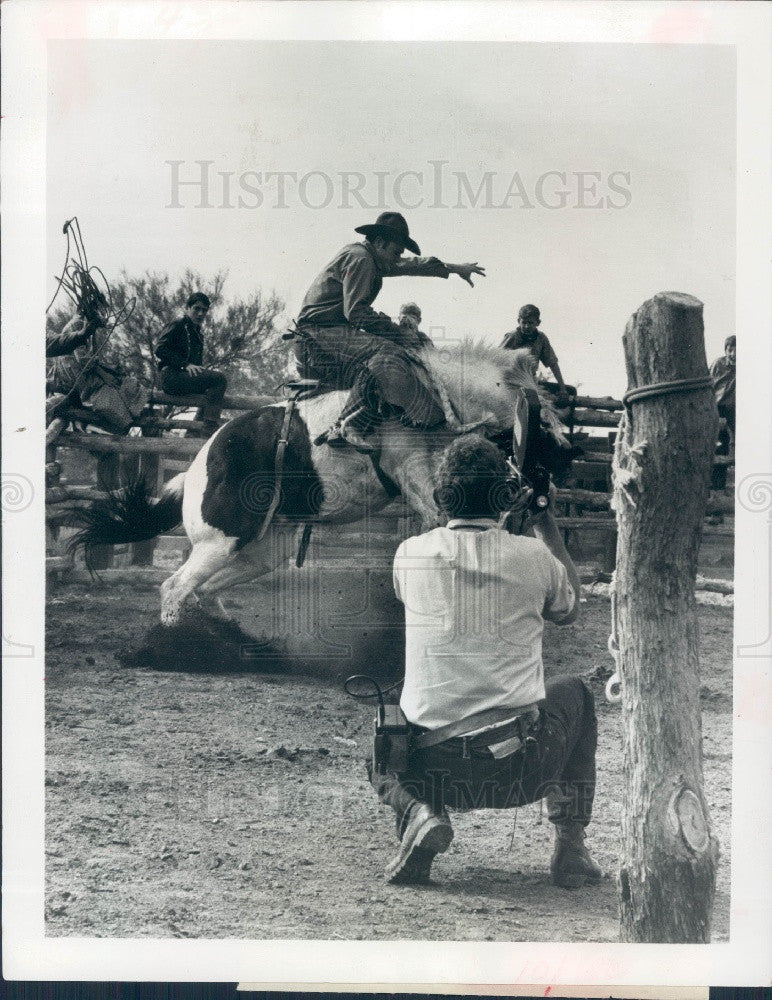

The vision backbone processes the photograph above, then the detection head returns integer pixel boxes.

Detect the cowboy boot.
[332,406,382,452]
[550,822,602,889]
[315,376,382,452]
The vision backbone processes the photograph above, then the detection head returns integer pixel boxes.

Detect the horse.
[70,343,580,627]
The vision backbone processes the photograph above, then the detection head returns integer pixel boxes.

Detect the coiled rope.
[47,218,137,400]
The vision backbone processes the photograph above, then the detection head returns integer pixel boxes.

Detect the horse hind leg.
[197,559,267,598]
[160,535,238,626]
[191,560,267,621]
[197,530,290,599]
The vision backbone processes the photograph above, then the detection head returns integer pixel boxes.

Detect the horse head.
[377,339,580,527]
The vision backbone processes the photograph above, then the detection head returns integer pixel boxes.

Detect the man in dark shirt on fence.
[292,212,485,451]
[155,292,227,436]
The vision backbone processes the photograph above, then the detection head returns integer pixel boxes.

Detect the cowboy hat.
[355,212,421,255]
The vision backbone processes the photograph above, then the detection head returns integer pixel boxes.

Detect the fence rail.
[46,388,734,581]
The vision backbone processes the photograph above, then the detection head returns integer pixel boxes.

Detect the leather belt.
[412,704,541,751]
[439,718,532,752]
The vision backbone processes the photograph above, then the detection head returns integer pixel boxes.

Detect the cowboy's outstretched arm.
[387,256,450,279]
[445,263,486,286]
[388,258,486,287]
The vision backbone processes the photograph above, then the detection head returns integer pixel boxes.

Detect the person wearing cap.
[709,335,736,491]
[370,434,601,887]
[155,292,227,436]
[501,305,570,406]
[293,212,485,450]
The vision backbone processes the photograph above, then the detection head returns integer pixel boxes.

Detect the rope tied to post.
[613,373,714,511]
[622,375,713,408]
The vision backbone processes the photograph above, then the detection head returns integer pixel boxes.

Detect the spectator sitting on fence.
[46,313,149,443]
[501,304,574,408]
[155,292,227,437]
[709,335,736,492]
[370,434,601,889]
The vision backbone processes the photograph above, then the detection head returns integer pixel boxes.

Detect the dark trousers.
[371,676,597,839]
[711,402,735,490]
[160,367,227,426]
[293,324,445,429]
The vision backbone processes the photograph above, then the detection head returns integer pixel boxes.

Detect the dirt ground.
[45,584,732,942]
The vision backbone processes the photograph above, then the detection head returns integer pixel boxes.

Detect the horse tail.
[68,472,185,571]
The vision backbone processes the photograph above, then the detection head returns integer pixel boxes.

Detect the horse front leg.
[379,430,445,531]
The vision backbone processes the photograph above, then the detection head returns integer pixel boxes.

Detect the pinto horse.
[71,343,579,626]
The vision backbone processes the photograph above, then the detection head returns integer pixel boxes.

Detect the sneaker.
[384,804,454,885]
[550,824,602,889]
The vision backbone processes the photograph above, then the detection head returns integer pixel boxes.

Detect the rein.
[255,392,300,544]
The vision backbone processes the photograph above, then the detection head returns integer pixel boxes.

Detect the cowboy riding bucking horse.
[289,211,486,451]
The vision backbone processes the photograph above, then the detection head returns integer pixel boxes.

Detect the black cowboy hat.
[355,212,421,255]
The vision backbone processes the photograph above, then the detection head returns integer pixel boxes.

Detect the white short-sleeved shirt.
[393,519,575,729]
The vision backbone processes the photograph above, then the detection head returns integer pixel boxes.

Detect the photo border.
[3,0,770,987]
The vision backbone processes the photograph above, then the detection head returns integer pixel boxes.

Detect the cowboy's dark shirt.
[155,316,205,369]
[297,241,449,333]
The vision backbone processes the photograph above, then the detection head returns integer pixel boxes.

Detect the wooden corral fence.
[560,393,733,572]
[46,388,734,582]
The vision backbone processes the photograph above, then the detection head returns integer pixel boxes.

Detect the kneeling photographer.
[369,434,601,888]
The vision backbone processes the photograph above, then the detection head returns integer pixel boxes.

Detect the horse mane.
[419,338,566,442]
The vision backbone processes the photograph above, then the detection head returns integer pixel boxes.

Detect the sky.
[47,40,736,397]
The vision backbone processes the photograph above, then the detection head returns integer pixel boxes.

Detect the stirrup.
[313,422,352,448]
[313,418,375,453]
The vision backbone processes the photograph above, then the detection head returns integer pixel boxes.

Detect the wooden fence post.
[89,452,120,570]
[613,292,720,942]
[131,431,161,567]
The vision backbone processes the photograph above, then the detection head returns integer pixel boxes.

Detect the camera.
[525,461,551,513]
[515,386,552,513]
[373,702,410,775]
